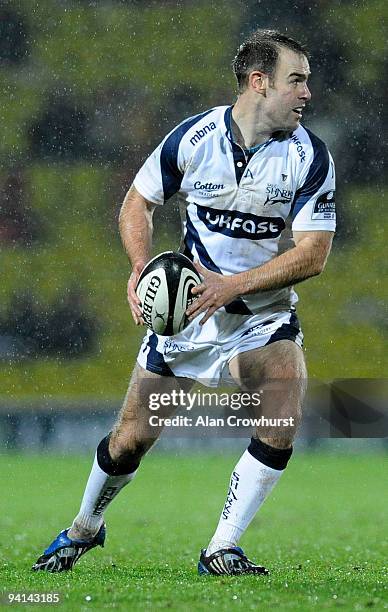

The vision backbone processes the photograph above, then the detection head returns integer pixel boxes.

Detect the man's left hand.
[186,261,240,325]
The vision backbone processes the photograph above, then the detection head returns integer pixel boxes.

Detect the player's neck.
[232,97,274,149]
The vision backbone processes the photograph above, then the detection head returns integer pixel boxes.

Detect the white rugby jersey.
[134,105,336,315]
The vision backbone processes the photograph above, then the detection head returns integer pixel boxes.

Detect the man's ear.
[249,71,268,95]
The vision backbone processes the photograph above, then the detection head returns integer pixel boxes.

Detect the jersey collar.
[224,105,273,154]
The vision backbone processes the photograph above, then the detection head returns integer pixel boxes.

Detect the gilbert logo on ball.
[135,252,201,336]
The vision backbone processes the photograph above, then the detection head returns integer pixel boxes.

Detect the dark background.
[0,0,386,401]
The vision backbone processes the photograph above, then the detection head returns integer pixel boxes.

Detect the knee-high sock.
[69,435,140,540]
[206,439,292,555]
[69,454,136,539]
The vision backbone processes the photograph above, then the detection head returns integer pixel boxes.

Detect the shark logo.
[263,195,291,206]
[264,183,293,207]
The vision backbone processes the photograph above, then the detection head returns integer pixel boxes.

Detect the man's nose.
[300,83,311,101]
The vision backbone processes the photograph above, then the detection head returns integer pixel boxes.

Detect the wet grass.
[1,451,387,610]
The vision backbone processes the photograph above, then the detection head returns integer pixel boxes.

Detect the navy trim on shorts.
[265,311,302,346]
[145,333,174,376]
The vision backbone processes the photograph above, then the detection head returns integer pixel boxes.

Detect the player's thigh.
[112,362,193,445]
[229,340,307,419]
[229,339,306,385]
[229,340,307,445]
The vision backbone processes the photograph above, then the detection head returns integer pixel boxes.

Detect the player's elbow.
[295,232,334,279]
[311,260,326,277]
[310,248,330,276]
[305,234,333,277]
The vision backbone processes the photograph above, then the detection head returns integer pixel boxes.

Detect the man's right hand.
[127,261,147,325]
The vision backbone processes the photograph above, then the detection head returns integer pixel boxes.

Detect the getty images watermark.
[147,390,295,430]
[138,378,388,438]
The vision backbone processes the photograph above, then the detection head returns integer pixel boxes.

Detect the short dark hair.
[232,29,309,93]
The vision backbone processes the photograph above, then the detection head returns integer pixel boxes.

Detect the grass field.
[1,452,387,611]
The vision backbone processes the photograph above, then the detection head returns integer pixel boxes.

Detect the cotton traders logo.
[196,204,285,240]
[190,122,216,146]
[194,181,224,192]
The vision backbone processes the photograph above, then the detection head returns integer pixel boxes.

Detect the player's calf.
[68,431,144,541]
[204,438,293,562]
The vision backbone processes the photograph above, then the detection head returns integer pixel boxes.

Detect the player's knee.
[249,436,293,468]
[260,435,294,450]
[111,431,154,462]
[97,432,152,476]
[262,341,306,380]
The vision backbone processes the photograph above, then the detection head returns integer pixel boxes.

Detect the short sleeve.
[133,109,215,206]
[291,131,336,232]
[133,142,166,205]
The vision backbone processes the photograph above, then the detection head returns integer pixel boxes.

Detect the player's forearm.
[233,235,332,296]
[118,185,154,270]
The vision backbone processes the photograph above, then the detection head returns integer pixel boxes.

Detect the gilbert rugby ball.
[136,251,201,336]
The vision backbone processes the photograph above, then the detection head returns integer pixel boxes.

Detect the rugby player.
[33,29,336,575]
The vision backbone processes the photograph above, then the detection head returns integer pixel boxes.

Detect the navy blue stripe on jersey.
[183,243,194,261]
[291,128,330,220]
[145,333,174,376]
[160,109,214,201]
[224,105,233,140]
[224,106,273,186]
[265,311,302,346]
[224,106,246,185]
[184,211,253,315]
[184,211,219,273]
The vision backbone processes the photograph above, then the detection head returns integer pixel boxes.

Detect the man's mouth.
[292,107,304,117]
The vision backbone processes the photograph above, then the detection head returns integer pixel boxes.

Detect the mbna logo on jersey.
[312,190,336,220]
[136,252,201,336]
[190,122,216,146]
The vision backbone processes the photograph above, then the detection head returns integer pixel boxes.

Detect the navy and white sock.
[206,438,292,556]
[68,434,139,541]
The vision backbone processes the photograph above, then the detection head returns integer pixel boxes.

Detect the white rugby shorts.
[136,308,303,387]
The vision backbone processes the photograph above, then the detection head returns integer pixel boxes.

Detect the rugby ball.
[136,251,201,336]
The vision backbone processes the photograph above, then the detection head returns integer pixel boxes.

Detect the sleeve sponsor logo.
[311,190,336,220]
[196,204,285,240]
